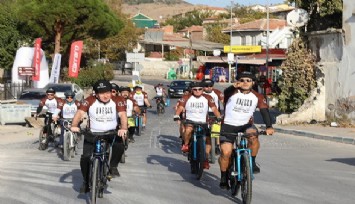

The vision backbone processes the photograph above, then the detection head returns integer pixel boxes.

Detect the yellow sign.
[223,45,262,54]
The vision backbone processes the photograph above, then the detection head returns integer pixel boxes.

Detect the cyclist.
[130,85,152,129]
[219,71,274,189]
[35,87,64,135]
[70,79,128,194]
[120,86,141,143]
[174,81,221,169]
[175,87,191,142]
[57,90,81,149]
[154,83,167,105]
[111,82,120,97]
[201,79,224,158]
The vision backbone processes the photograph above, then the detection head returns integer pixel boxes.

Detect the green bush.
[63,61,114,88]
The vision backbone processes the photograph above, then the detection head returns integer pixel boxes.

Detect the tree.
[205,23,229,44]
[277,38,316,113]
[16,0,124,59]
[287,0,342,31]
[0,1,30,70]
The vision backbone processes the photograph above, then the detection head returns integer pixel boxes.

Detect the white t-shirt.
[178,94,216,123]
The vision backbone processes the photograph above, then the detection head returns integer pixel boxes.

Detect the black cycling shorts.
[219,123,253,144]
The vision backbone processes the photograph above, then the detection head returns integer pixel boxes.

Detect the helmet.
[46,87,56,94]
[236,71,256,81]
[93,79,112,93]
[111,83,119,92]
[202,79,214,87]
[120,86,131,92]
[189,81,204,88]
[134,85,143,90]
[158,83,163,86]
[64,90,75,98]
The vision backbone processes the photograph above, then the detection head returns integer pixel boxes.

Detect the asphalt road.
[0,77,354,203]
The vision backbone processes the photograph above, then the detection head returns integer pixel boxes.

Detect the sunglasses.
[112,90,117,94]
[66,96,73,99]
[192,88,203,91]
[246,133,259,137]
[47,93,54,96]
[239,79,252,83]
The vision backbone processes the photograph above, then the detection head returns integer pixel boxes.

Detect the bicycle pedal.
[231,171,238,176]
[107,175,112,181]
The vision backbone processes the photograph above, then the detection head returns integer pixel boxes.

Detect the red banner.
[32,38,42,81]
[68,41,83,78]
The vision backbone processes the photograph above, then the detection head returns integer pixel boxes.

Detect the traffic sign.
[18,67,34,76]
[126,53,145,63]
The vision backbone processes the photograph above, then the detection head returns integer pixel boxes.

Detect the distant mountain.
[123,0,191,5]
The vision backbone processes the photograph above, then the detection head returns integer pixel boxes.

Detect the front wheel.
[210,137,216,164]
[90,158,100,204]
[63,132,73,161]
[241,154,252,204]
[196,137,205,180]
[38,127,48,150]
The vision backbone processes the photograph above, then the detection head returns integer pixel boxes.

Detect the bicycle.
[135,106,148,136]
[88,130,115,204]
[185,120,207,180]
[154,96,165,116]
[38,112,61,150]
[61,119,79,161]
[207,115,220,164]
[211,130,266,204]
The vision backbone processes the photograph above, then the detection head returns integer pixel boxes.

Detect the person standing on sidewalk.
[219,71,274,189]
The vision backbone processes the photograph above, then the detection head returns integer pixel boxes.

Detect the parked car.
[18,88,47,116]
[167,80,193,98]
[44,83,84,101]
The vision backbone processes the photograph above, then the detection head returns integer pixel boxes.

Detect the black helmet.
[134,85,143,90]
[120,86,131,92]
[111,83,119,92]
[46,87,56,94]
[202,79,214,87]
[64,90,75,98]
[93,79,112,93]
[236,71,256,81]
[190,81,204,88]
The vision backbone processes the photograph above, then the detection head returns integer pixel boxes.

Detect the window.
[241,36,246,45]
[252,36,256,45]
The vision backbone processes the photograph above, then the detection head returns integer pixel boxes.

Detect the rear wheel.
[135,116,142,136]
[90,159,100,204]
[241,153,252,204]
[38,127,48,150]
[210,137,216,164]
[196,136,205,180]
[63,132,71,161]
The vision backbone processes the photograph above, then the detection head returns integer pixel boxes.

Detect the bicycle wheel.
[90,158,100,204]
[240,153,252,204]
[38,127,48,150]
[229,152,239,196]
[196,136,205,180]
[188,144,197,174]
[210,137,216,164]
[63,131,71,161]
[136,117,142,136]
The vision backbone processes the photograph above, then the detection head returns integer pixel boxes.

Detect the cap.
[93,79,112,93]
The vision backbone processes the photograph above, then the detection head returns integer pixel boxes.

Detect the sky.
[184,0,286,8]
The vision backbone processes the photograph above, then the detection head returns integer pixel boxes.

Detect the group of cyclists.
[34,71,274,196]
[174,71,274,189]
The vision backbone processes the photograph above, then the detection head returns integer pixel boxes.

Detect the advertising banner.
[49,53,62,83]
[32,38,42,81]
[68,41,83,78]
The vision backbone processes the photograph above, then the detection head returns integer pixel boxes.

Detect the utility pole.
[228,1,233,83]
[266,0,270,78]
[189,31,192,79]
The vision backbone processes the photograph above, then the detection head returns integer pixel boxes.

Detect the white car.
[44,83,85,101]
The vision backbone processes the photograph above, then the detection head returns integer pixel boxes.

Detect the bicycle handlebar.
[210,130,268,137]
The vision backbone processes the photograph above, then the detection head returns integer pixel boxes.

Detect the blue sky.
[184,0,286,8]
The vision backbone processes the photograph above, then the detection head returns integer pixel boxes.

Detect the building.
[130,13,159,29]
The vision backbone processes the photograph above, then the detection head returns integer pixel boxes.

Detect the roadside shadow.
[146,154,241,203]
[326,158,355,166]
[59,169,90,204]
[158,134,182,154]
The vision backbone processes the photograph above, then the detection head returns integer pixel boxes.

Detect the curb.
[270,126,355,145]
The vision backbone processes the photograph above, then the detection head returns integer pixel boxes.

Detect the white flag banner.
[49,53,62,83]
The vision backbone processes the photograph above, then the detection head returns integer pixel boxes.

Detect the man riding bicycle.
[154,83,167,105]
[35,88,64,137]
[201,79,224,158]
[174,82,221,169]
[130,85,152,129]
[219,71,274,189]
[120,86,141,143]
[57,90,81,149]
[70,79,128,194]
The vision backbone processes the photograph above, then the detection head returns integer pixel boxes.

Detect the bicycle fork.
[233,149,254,181]
[192,126,205,161]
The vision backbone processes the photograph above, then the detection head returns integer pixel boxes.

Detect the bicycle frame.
[192,124,205,161]
[233,133,254,181]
